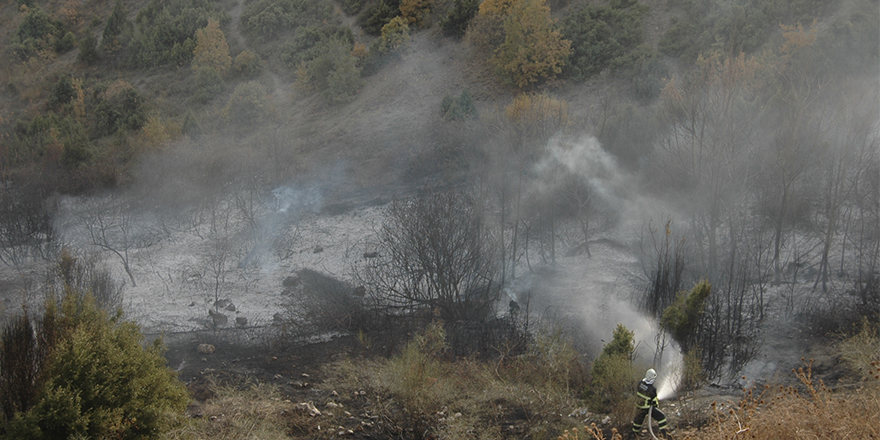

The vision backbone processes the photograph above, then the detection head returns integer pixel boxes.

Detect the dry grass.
[839,316,880,380]
[318,325,587,440]
[165,381,320,440]
[685,361,880,440]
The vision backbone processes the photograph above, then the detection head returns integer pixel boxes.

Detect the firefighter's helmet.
[644,368,657,384]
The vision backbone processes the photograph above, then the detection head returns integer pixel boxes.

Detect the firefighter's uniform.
[632,369,668,437]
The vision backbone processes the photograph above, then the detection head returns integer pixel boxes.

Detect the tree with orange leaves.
[192,18,231,75]
[490,0,570,89]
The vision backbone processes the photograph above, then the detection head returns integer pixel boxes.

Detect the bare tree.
[812,90,879,292]
[654,53,761,278]
[80,195,162,287]
[360,187,502,323]
[0,184,56,265]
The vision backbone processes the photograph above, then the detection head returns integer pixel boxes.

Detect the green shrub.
[223,82,271,127]
[91,82,146,137]
[561,2,648,81]
[680,346,707,392]
[301,37,363,104]
[12,5,67,60]
[194,65,224,103]
[0,255,187,439]
[101,0,133,55]
[342,0,366,15]
[439,0,479,38]
[657,14,703,63]
[587,324,637,414]
[49,75,77,111]
[630,46,668,102]
[233,50,262,78]
[60,121,93,168]
[356,0,401,35]
[658,0,828,64]
[1,294,188,439]
[240,0,334,41]
[279,25,354,68]
[380,322,452,438]
[374,16,411,54]
[77,33,100,65]
[57,32,76,53]
[126,0,225,67]
[440,89,478,121]
[660,280,711,351]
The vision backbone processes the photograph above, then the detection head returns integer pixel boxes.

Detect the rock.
[197,344,215,354]
[362,251,379,258]
[214,299,231,309]
[225,303,236,312]
[313,245,323,253]
[208,309,227,327]
[273,313,284,322]
[297,402,321,417]
[282,276,300,287]
[352,286,367,297]
[235,317,248,326]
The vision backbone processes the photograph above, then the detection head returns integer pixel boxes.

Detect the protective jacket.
[636,379,659,409]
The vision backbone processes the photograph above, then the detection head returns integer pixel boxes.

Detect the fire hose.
[647,405,660,440]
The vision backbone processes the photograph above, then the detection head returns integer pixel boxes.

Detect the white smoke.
[530,134,685,399]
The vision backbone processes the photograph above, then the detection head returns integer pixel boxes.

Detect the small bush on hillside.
[440,89,477,121]
[374,16,411,54]
[400,0,431,27]
[357,0,401,35]
[101,0,133,56]
[233,50,262,78]
[630,47,668,102]
[48,75,77,111]
[223,82,271,128]
[587,324,638,423]
[439,0,479,38]
[91,80,146,138]
[300,37,363,104]
[77,33,100,65]
[379,322,451,438]
[194,65,224,104]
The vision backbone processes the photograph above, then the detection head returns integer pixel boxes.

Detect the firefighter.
[631,368,669,438]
